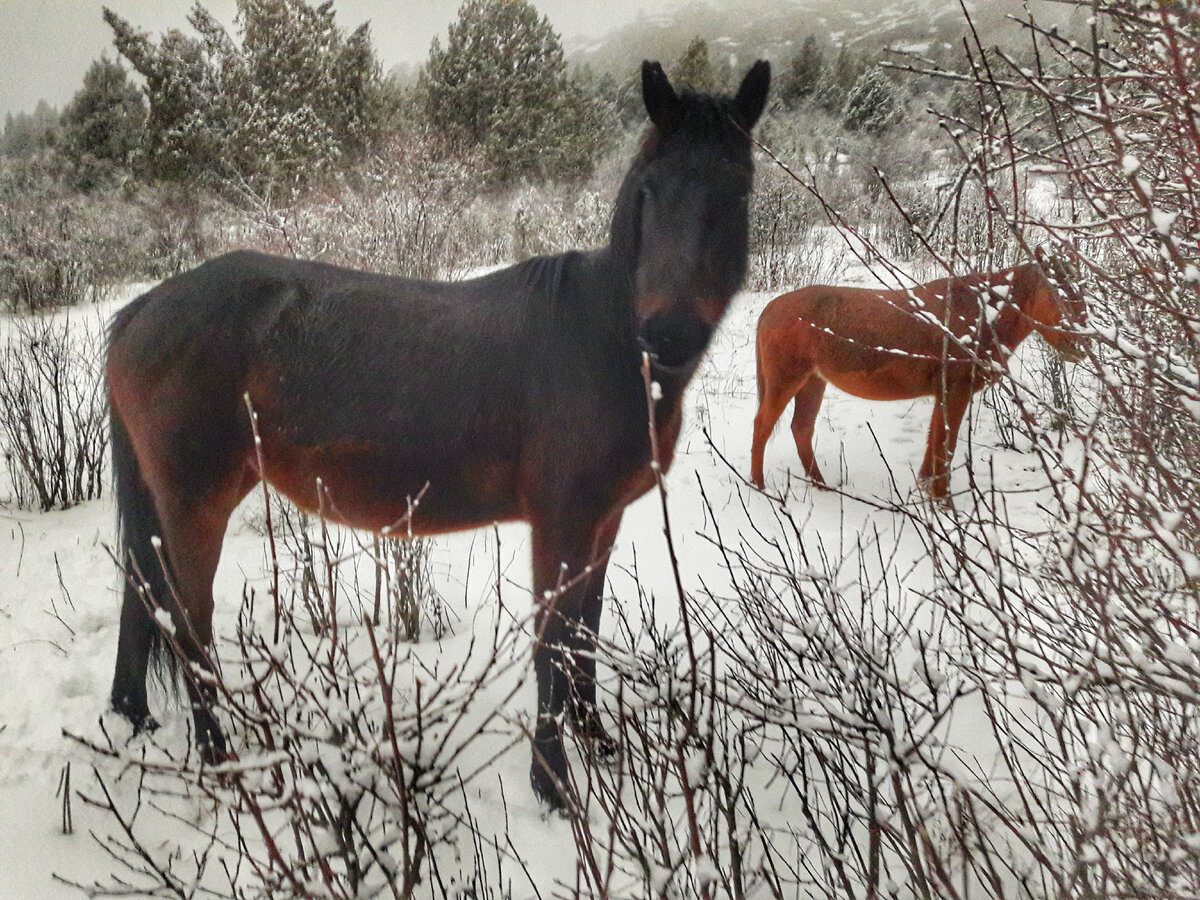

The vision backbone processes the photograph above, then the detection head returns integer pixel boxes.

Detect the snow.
[0,274,1087,897]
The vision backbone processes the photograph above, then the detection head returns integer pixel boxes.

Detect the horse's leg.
[567,508,622,754]
[112,582,160,732]
[790,376,828,486]
[528,508,607,807]
[919,382,972,498]
[154,479,252,760]
[751,365,810,488]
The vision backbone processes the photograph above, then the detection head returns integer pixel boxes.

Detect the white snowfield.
[0,273,1071,897]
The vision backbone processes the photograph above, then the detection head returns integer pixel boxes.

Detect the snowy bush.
[71,492,513,899]
[0,314,107,510]
[218,134,497,280]
[0,201,114,313]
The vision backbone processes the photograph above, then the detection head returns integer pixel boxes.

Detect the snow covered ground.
[0,271,1066,897]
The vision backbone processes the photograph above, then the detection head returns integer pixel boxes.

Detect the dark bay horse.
[107,60,770,807]
[750,252,1086,498]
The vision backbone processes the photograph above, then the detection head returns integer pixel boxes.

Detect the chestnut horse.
[107,61,770,808]
[750,252,1086,497]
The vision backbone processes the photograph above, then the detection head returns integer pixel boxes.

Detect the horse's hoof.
[571,708,619,762]
[530,763,570,814]
[111,696,159,735]
[531,722,572,812]
[194,709,231,766]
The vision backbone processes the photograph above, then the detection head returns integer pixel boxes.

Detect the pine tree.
[104,10,226,182]
[672,37,716,93]
[779,35,824,107]
[419,0,605,182]
[842,66,902,135]
[815,44,864,115]
[58,56,147,190]
[103,0,383,190]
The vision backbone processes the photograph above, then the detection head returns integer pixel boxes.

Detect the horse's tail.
[108,342,178,715]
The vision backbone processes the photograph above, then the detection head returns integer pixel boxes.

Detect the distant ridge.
[567,0,1082,75]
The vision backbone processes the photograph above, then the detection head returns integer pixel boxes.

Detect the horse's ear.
[734,60,771,131]
[642,61,683,134]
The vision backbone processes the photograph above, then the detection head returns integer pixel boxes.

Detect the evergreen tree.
[420,0,605,182]
[672,37,716,93]
[842,66,902,135]
[778,35,824,107]
[1,101,61,157]
[103,0,384,190]
[104,11,224,182]
[58,56,147,190]
[815,44,864,115]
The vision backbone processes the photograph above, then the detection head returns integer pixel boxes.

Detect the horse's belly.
[257,436,521,535]
[818,361,935,402]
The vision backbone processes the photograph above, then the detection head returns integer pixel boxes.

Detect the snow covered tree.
[1,102,61,158]
[671,37,717,93]
[419,0,604,182]
[104,10,225,183]
[778,35,824,107]
[103,0,384,191]
[815,43,864,115]
[58,56,146,190]
[841,65,902,134]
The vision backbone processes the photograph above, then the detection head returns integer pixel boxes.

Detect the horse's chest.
[609,405,683,509]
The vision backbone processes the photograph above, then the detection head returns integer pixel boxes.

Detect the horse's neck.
[993,265,1043,351]
[938,268,1037,352]
[579,246,637,330]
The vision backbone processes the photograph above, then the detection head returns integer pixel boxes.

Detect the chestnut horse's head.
[612,60,770,369]
[1029,246,1089,363]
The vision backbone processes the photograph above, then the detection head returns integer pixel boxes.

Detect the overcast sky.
[0,0,677,120]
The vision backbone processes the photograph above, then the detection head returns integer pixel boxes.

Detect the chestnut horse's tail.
[109,343,179,722]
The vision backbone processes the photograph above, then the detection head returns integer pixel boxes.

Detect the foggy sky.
[0,0,679,120]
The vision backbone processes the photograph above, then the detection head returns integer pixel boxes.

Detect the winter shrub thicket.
[0,183,209,312]
[214,134,501,279]
[215,128,641,280]
[0,314,108,511]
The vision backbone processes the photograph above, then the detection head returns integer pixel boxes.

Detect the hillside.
[570,0,1084,73]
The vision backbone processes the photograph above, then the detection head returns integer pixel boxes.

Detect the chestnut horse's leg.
[790,376,828,486]
[528,507,611,807]
[919,381,973,499]
[752,367,813,488]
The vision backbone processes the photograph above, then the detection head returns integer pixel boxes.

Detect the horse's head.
[614,60,770,369]
[1029,246,1089,363]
